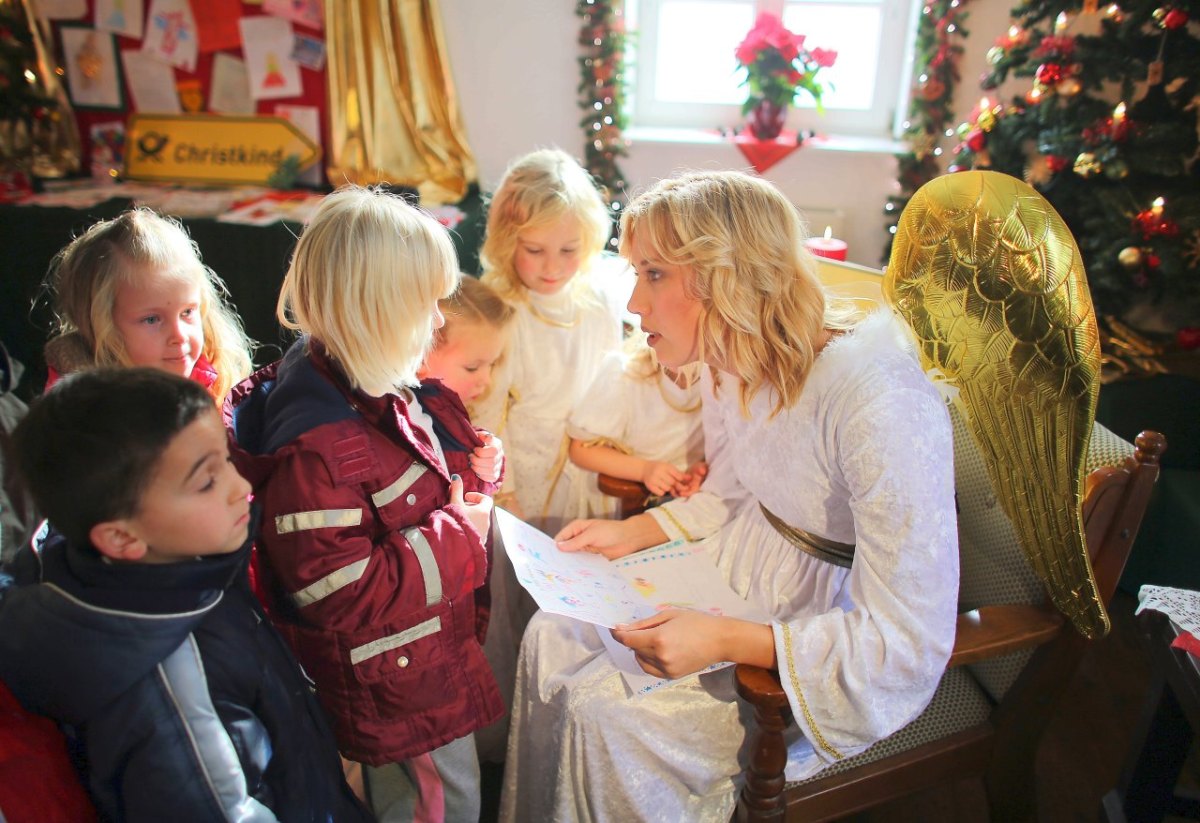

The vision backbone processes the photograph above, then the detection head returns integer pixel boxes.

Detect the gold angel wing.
[885,171,1107,638]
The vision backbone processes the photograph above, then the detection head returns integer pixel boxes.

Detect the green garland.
[576,0,629,243]
[881,0,973,263]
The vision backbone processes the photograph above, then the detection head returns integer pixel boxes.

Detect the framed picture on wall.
[60,26,125,110]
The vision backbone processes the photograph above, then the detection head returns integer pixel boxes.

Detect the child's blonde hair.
[619,171,858,417]
[434,274,516,347]
[480,148,612,303]
[45,208,253,402]
[278,186,459,397]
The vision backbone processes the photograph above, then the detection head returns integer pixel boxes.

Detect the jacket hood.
[43,332,96,379]
[0,526,250,725]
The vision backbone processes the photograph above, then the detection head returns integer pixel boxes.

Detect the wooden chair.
[730,255,1165,822]
[733,417,1165,822]
[596,473,652,518]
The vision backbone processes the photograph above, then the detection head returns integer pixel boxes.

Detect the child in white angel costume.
[475,148,630,536]
[567,331,706,503]
[499,171,960,823]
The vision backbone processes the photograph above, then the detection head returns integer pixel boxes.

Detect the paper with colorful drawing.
[495,508,769,695]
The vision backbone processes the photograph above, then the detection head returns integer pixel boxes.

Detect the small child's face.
[123,408,252,564]
[514,216,585,296]
[112,267,204,379]
[423,321,509,404]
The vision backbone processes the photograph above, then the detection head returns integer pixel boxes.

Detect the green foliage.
[952,0,1200,325]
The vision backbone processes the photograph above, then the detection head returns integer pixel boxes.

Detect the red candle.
[805,226,848,261]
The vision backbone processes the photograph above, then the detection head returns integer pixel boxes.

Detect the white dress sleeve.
[646,370,751,542]
[566,352,631,445]
[771,384,959,766]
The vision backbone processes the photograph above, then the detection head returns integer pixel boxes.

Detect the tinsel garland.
[881,0,973,263]
[576,0,629,244]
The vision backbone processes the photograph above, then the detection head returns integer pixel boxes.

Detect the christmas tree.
[0,0,78,178]
[949,0,1200,337]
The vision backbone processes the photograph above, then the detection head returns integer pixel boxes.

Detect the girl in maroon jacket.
[231,186,504,822]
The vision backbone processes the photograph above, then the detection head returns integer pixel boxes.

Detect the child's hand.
[470,431,503,483]
[641,460,686,497]
[672,460,709,498]
[449,474,493,541]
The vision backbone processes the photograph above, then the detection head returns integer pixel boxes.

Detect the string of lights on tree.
[881,0,974,263]
[948,0,1200,350]
[576,0,629,246]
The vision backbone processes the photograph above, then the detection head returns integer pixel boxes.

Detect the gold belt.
[759,504,855,568]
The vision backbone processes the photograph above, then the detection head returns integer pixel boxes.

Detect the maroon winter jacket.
[229,339,504,765]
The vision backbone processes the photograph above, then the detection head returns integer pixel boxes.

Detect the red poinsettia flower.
[734,12,836,114]
[810,47,838,68]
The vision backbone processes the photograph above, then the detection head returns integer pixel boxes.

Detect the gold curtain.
[324,0,476,204]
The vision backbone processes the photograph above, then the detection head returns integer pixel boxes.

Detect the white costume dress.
[499,311,960,822]
[474,270,627,536]
[567,350,705,486]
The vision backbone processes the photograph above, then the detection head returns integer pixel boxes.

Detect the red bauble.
[1176,327,1200,350]
[966,129,987,152]
[1146,253,1162,269]
[1163,8,1189,28]
[1046,155,1069,173]
[1036,62,1063,86]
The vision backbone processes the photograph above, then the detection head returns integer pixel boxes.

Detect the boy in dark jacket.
[0,368,370,822]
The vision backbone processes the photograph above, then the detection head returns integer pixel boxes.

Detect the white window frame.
[625,0,919,139]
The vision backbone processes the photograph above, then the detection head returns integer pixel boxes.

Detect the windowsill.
[625,126,905,155]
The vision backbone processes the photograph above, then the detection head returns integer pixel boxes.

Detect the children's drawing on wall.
[240,15,303,100]
[121,49,181,113]
[62,27,122,110]
[143,0,198,72]
[264,0,324,31]
[95,0,145,40]
[209,53,253,114]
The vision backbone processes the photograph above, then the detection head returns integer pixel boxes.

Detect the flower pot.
[748,100,788,140]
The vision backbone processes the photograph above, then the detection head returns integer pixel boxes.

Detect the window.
[626,0,917,138]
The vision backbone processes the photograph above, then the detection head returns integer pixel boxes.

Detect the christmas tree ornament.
[986,45,1005,65]
[1176,328,1200,350]
[1117,246,1143,270]
[1059,76,1082,96]
[1073,151,1101,176]
[1036,62,1064,85]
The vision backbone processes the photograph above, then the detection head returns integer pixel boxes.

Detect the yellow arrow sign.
[125,114,321,186]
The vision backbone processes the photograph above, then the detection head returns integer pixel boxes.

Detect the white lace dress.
[499,311,960,822]
[567,350,705,477]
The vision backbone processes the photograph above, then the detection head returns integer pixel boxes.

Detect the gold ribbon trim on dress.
[780,623,845,761]
[759,504,855,568]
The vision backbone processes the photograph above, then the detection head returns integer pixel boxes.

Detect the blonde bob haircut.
[619,170,857,417]
[278,186,459,397]
[434,274,516,346]
[480,148,612,303]
[46,207,253,402]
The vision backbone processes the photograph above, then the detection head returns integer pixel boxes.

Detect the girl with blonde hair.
[420,274,515,413]
[231,186,504,822]
[475,147,630,534]
[501,171,960,822]
[42,208,252,402]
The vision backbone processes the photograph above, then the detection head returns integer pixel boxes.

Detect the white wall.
[438,0,1017,268]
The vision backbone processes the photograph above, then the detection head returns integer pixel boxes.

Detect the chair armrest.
[735,663,788,708]
[948,605,1065,668]
[597,473,651,518]
[735,604,1066,706]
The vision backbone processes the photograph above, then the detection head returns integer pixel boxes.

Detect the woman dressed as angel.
[499,170,961,823]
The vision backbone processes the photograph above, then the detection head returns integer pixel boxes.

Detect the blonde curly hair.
[619,170,858,416]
